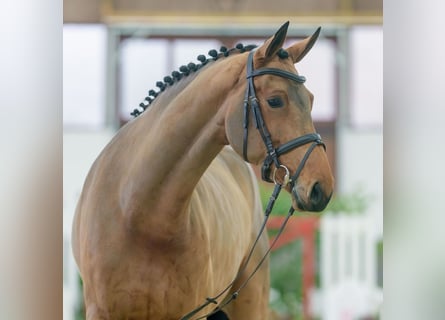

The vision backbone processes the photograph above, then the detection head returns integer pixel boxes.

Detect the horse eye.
[267,97,284,108]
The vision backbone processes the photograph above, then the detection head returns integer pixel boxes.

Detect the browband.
[247,68,306,84]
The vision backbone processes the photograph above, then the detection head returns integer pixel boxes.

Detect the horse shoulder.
[188,147,262,267]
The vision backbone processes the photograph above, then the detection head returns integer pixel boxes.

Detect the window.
[118,38,169,119]
[287,37,337,122]
[63,24,107,129]
[349,26,383,128]
[118,38,220,121]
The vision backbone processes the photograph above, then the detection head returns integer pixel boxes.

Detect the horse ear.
[287,27,321,63]
[256,21,289,60]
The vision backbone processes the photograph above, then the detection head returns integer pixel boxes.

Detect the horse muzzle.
[291,182,332,212]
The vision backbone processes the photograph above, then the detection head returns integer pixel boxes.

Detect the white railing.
[311,212,382,320]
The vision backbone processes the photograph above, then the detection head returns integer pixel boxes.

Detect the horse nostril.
[310,182,323,207]
[293,183,331,212]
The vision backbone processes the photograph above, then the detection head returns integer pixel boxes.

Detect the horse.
[71,21,334,320]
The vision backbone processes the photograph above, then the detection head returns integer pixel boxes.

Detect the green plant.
[269,241,303,319]
[324,188,371,214]
[261,182,373,318]
[259,181,371,216]
[258,182,293,216]
[75,276,85,320]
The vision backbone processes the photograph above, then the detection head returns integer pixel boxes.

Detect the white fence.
[311,213,382,320]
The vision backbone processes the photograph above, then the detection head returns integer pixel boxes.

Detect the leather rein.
[180,51,326,320]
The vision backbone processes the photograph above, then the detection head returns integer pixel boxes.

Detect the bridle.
[180,50,326,320]
[243,50,326,188]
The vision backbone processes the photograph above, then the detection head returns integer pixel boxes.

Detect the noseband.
[243,51,325,188]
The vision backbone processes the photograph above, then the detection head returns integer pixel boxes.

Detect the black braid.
[277,48,289,59]
[131,43,257,117]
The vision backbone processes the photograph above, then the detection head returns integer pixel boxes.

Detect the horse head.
[224,22,334,212]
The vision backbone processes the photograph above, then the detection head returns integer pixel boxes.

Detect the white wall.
[63,130,114,320]
[337,127,383,237]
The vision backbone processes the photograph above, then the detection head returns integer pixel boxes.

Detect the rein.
[180,51,326,320]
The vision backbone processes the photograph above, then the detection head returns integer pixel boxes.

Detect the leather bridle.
[243,50,326,189]
[180,50,327,320]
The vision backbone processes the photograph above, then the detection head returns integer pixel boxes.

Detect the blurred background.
[63,1,382,319]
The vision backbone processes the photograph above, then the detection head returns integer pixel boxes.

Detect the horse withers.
[72,21,334,319]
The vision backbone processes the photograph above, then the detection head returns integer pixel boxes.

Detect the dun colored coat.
[72,22,334,320]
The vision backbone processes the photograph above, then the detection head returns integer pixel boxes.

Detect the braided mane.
[131,43,259,117]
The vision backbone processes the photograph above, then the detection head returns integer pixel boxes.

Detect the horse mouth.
[291,184,331,212]
[291,189,308,211]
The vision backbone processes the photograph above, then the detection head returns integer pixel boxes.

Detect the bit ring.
[273,165,290,186]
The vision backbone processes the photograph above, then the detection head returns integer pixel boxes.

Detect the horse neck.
[122,54,245,220]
